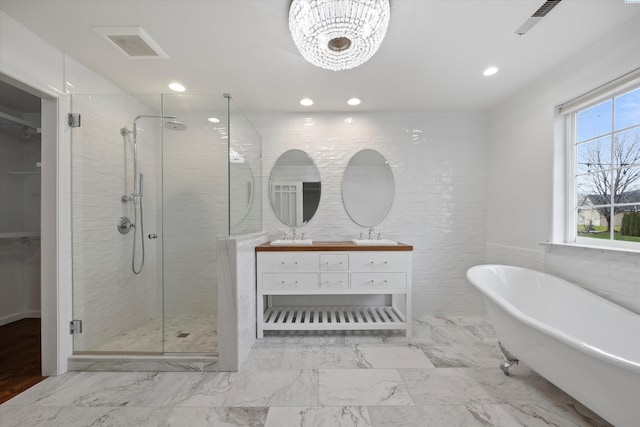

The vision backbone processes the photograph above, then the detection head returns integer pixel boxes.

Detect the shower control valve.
[148,233,158,239]
[117,216,133,234]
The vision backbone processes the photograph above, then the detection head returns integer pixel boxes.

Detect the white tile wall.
[544,245,640,314]
[248,111,489,317]
[161,108,228,317]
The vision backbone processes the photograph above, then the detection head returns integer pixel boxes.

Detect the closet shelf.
[0,232,40,241]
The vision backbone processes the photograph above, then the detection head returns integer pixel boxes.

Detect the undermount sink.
[351,239,398,245]
[270,239,313,246]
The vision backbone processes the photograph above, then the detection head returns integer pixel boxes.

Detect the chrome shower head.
[164,120,187,131]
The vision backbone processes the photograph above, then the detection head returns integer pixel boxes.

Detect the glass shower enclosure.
[70,93,261,357]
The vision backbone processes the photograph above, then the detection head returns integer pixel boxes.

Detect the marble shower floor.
[1,316,612,427]
[90,314,217,354]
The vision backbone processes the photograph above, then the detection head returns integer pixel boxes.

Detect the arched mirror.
[229,161,254,228]
[269,149,321,227]
[342,149,394,227]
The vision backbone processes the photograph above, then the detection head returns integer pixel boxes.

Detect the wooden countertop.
[256,241,413,252]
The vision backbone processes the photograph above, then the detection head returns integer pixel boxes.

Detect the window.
[564,76,640,247]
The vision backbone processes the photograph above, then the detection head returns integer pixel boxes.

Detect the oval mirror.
[269,149,321,227]
[229,161,254,228]
[342,149,394,227]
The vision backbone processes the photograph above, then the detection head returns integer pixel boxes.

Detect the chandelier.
[289,0,391,71]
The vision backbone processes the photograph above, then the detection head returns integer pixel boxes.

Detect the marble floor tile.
[466,403,613,427]
[430,324,498,345]
[367,405,483,427]
[398,368,498,406]
[163,407,269,427]
[239,345,288,370]
[280,346,360,369]
[419,342,504,368]
[319,369,414,406]
[353,344,435,369]
[2,372,157,407]
[259,330,408,347]
[0,405,171,427]
[464,365,574,405]
[126,372,232,407]
[265,406,372,427]
[222,369,319,407]
[2,315,614,427]
[419,315,493,327]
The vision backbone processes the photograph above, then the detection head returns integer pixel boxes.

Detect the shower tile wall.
[71,94,160,352]
[249,111,489,317]
[161,109,228,321]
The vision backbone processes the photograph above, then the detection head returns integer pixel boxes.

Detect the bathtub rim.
[467,264,640,373]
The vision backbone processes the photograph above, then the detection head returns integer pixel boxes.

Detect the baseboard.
[0,311,42,327]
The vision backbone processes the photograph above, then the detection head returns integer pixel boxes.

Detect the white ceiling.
[1,0,639,113]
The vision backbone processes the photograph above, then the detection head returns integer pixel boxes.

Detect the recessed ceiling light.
[347,97,362,106]
[208,117,220,123]
[169,82,186,92]
[483,67,499,77]
[300,97,314,106]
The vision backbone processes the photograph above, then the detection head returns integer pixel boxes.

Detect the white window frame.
[560,68,640,250]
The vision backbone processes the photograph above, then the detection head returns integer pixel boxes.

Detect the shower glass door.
[70,92,256,356]
[70,93,163,354]
[160,94,228,355]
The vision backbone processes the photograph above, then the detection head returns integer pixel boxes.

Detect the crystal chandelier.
[289,0,391,71]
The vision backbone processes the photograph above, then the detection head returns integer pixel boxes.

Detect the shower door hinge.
[70,319,83,334]
[68,113,81,128]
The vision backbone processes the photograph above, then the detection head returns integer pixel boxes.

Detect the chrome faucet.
[368,227,374,240]
[291,228,297,241]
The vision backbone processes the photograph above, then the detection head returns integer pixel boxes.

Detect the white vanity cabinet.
[256,242,412,338]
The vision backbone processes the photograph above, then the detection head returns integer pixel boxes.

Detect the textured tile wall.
[485,242,640,315]
[545,245,640,315]
[248,111,489,317]
[161,109,228,317]
[71,94,160,351]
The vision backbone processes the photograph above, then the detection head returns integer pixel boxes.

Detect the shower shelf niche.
[256,241,413,338]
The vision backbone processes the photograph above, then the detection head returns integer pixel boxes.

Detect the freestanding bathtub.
[467,264,640,427]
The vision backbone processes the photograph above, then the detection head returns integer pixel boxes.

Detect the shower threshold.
[68,353,219,372]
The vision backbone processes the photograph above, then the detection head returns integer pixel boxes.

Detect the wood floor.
[0,318,46,404]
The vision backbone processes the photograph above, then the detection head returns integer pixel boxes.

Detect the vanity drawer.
[350,252,410,272]
[351,273,406,290]
[320,272,349,289]
[319,254,349,271]
[259,252,319,272]
[262,273,318,290]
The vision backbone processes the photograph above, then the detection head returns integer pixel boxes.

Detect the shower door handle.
[148,233,158,239]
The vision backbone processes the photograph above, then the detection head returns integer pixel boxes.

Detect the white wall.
[1,10,70,375]
[250,111,489,317]
[487,16,640,313]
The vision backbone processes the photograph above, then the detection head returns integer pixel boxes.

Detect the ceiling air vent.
[515,0,563,35]
[92,26,169,59]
